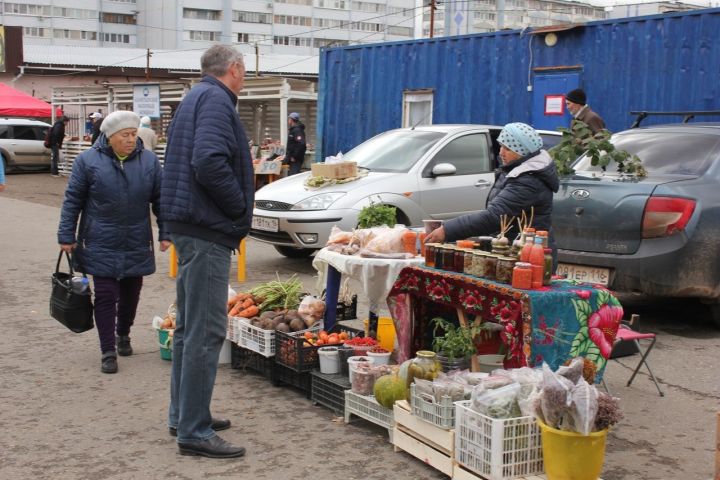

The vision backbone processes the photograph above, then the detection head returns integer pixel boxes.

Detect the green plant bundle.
[357,198,397,228]
[550,120,646,177]
[431,317,484,361]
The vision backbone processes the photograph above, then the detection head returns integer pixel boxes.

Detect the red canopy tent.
[0,83,63,118]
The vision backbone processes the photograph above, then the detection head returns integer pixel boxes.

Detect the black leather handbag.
[50,251,94,333]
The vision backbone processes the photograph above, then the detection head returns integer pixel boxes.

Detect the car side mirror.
[431,163,457,177]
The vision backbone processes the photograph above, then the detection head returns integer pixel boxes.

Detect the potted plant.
[430,317,483,372]
[357,196,397,228]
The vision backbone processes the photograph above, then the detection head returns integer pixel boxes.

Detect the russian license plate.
[557,263,611,286]
[251,215,279,232]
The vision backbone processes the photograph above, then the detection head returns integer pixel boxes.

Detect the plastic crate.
[226,316,236,343]
[273,362,312,398]
[311,370,351,415]
[410,383,456,429]
[236,317,326,358]
[454,401,544,480]
[275,324,363,372]
[344,390,394,431]
[230,344,275,381]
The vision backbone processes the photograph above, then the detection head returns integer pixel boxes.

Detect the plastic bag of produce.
[557,357,584,384]
[327,226,353,245]
[432,376,467,403]
[567,378,599,435]
[539,363,574,428]
[471,382,522,419]
[364,225,405,254]
[297,295,325,328]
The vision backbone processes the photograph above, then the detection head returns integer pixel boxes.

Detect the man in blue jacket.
[161,44,254,459]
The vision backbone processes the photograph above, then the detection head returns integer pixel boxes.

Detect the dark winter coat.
[160,76,255,250]
[49,120,66,148]
[91,118,103,145]
[285,122,307,163]
[443,150,560,253]
[57,134,167,278]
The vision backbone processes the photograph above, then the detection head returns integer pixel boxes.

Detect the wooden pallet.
[393,400,455,476]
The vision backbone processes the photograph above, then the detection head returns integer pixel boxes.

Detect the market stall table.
[387,265,623,380]
[312,248,424,332]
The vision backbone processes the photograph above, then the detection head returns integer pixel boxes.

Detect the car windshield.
[573,131,720,176]
[342,130,446,173]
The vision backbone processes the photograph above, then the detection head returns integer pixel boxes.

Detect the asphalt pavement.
[1,173,718,480]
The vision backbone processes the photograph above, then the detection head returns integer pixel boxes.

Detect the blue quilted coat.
[57,134,167,278]
[160,76,255,250]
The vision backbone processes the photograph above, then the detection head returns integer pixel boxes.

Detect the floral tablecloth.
[387,266,623,380]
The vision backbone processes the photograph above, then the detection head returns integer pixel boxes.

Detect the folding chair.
[603,314,664,397]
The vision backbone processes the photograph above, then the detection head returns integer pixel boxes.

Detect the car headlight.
[291,192,345,211]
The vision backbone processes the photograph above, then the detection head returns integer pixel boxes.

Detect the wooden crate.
[393,400,455,476]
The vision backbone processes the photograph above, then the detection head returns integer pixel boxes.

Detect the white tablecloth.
[312,248,424,310]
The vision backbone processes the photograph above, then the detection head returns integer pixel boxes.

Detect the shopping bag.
[49,251,94,333]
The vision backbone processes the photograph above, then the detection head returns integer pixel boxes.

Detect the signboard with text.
[133,84,160,118]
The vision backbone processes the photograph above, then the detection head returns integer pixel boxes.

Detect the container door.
[532,72,580,131]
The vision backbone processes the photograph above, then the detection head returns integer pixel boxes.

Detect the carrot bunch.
[227,292,260,318]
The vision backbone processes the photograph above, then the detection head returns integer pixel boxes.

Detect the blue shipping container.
[318,8,720,161]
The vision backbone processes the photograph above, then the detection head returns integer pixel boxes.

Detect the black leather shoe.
[178,434,245,458]
[101,352,118,374]
[169,418,231,437]
[116,335,133,356]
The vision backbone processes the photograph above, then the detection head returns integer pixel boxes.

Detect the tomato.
[303,331,314,340]
[327,334,339,344]
[316,339,325,346]
[319,332,329,342]
[339,332,348,341]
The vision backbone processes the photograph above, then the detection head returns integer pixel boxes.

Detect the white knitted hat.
[101,111,140,137]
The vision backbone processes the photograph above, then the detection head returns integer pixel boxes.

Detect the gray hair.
[201,45,244,77]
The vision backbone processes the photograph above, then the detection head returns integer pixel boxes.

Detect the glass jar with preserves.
[434,245,446,270]
[512,262,533,289]
[409,350,442,384]
[424,243,437,268]
[469,251,485,277]
[495,256,516,284]
[483,254,498,281]
[454,248,466,273]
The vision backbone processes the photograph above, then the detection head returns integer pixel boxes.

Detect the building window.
[403,90,433,128]
[313,38,349,48]
[183,8,221,21]
[313,18,344,28]
[274,15,312,26]
[273,35,314,47]
[185,30,220,41]
[53,7,96,19]
[275,0,313,4]
[100,12,137,24]
[238,32,268,44]
[4,3,51,15]
[102,32,133,43]
[53,29,98,40]
[316,0,347,9]
[351,1,385,13]
[387,26,412,36]
[107,0,137,3]
[23,27,51,38]
[233,10,272,24]
[387,6,412,16]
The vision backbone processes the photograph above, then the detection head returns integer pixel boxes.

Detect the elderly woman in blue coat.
[58,110,171,374]
[425,122,560,265]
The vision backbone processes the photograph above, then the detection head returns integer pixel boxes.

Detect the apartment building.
[0,0,418,54]
[423,0,607,37]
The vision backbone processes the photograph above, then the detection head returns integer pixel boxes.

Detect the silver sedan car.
[250,125,560,258]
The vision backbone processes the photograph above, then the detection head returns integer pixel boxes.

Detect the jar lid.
[416,350,437,358]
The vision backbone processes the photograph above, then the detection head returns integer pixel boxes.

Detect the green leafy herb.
[357,197,397,228]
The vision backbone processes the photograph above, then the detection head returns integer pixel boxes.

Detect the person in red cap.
[565,88,606,134]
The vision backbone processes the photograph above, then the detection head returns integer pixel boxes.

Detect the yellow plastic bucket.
[537,419,608,480]
[363,317,396,352]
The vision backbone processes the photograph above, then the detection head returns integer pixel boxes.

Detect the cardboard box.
[311,161,358,179]
[254,159,283,175]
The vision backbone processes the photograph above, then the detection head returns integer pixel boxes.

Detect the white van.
[0,118,52,172]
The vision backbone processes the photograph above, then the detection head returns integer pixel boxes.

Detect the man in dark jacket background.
[49,116,68,177]
[284,112,306,175]
[161,44,254,459]
[565,88,606,134]
[90,112,103,145]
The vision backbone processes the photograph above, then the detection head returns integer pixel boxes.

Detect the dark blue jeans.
[168,234,232,443]
[50,145,60,175]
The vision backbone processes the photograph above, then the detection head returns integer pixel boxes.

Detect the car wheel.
[274,245,317,258]
[709,303,720,329]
